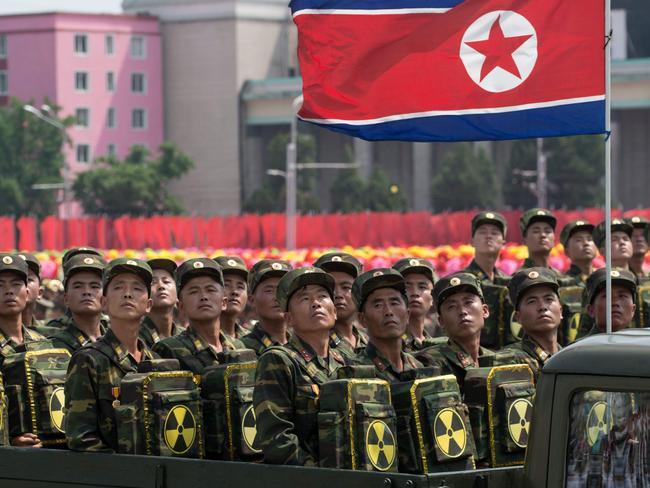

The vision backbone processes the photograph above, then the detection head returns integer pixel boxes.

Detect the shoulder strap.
[265,346,326,384]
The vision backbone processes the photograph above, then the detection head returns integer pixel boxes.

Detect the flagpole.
[605,0,612,334]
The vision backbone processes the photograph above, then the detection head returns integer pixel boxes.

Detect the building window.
[0,35,6,59]
[75,71,88,91]
[107,144,116,157]
[105,34,114,55]
[74,33,88,54]
[131,73,146,93]
[132,108,146,129]
[0,71,6,95]
[76,144,90,163]
[107,107,116,128]
[130,36,146,59]
[106,71,115,92]
[75,108,89,128]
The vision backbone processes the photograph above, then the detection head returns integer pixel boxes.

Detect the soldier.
[353,268,423,382]
[592,219,634,270]
[253,267,345,465]
[519,208,563,276]
[241,260,292,356]
[416,273,494,388]
[214,256,249,339]
[65,258,157,452]
[560,220,596,285]
[463,211,510,284]
[17,253,44,330]
[313,252,367,359]
[153,258,244,374]
[626,216,649,277]
[392,258,439,352]
[50,254,107,354]
[503,267,563,381]
[139,258,182,349]
[580,268,636,337]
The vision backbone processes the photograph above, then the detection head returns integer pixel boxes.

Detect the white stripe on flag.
[293,8,451,17]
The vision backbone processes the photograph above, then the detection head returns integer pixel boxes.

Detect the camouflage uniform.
[502,333,558,381]
[418,339,494,388]
[138,316,183,350]
[463,259,510,285]
[0,326,49,365]
[50,315,108,354]
[354,342,422,382]
[64,328,157,452]
[241,323,290,357]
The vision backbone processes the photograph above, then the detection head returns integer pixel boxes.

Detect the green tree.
[330,169,367,212]
[365,168,407,212]
[0,98,71,217]
[72,143,194,217]
[431,143,497,211]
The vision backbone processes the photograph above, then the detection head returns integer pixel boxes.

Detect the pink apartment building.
[0,12,163,186]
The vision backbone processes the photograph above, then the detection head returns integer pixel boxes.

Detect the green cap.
[626,216,649,229]
[16,252,40,278]
[352,268,405,310]
[560,220,595,247]
[214,256,249,280]
[392,258,436,283]
[0,254,28,284]
[102,258,153,294]
[64,254,106,288]
[147,258,178,277]
[471,211,507,238]
[276,267,335,312]
[519,208,557,236]
[248,260,292,293]
[176,258,224,292]
[508,267,559,309]
[313,252,362,278]
[432,272,484,312]
[62,247,102,267]
[585,267,636,305]
[592,218,633,249]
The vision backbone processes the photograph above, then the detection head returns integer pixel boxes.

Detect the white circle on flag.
[460,10,537,93]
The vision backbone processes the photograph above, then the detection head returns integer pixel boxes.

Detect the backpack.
[479,283,514,349]
[558,285,586,346]
[391,370,476,473]
[3,348,70,446]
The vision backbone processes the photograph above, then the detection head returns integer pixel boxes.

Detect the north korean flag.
[291,0,605,141]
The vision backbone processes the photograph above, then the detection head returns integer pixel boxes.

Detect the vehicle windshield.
[566,390,650,487]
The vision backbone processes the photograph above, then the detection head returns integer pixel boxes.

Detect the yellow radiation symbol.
[164,405,196,454]
[365,420,396,471]
[508,399,532,448]
[241,405,262,453]
[49,387,66,433]
[567,313,581,344]
[434,408,467,458]
[587,402,613,447]
[510,312,524,340]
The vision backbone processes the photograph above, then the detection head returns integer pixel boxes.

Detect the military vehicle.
[0,330,646,488]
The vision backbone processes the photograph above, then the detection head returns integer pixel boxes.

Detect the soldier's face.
[524,222,555,253]
[404,273,433,319]
[566,230,596,262]
[151,269,177,310]
[223,273,248,316]
[360,288,408,341]
[631,228,648,256]
[515,285,562,335]
[0,271,28,317]
[330,271,357,322]
[472,224,504,255]
[64,271,102,316]
[251,277,284,322]
[608,232,633,261]
[438,291,488,341]
[102,273,152,321]
[25,270,42,306]
[587,285,635,332]
[286,284,336,334]
[179,276,226,322]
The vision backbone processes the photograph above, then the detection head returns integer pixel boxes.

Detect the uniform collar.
[253,322,288,348]
[466,259,503,282]
[103,328,154,366]
[0,325,38,349]
[290,334,344,370]
[521,333,559,365]
[366,341,413,374]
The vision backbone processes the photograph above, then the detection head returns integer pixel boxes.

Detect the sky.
[0,0,123,15]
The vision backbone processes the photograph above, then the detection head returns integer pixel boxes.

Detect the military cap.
[214,256,248,280]
[62,247,102,267]
[471,211,507,237]
[392,257,436,283]
[519,208,557,236]
[508,267,559,309]
[176,258,224,292]
[560,220,595,248]
[585,267,637,305]
[16,252,41,278]
[432,272,484,312]
[0,253,28,284]
[352,268,406,310]
[276,267,335,312]
[102,258,153,294]
[63,254,106,287]
[248,259,292,293]
[592,218,633,249]
[313,252,362,278]
[147,258,178,277]
[625,215,649,229]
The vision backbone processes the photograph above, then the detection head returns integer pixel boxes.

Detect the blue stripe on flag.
[290,0,463,14]
[302,101,606,142]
